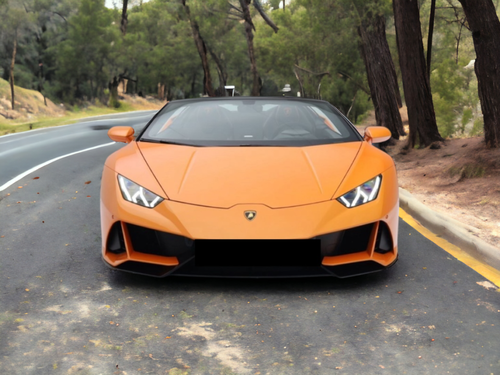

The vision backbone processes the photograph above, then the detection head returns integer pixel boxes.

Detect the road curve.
[0,110,157,189]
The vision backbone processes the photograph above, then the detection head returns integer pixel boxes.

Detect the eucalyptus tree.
[0,1,34,109]
[458,0,500,148]
[350,0,405,140]
[393,0,443,148]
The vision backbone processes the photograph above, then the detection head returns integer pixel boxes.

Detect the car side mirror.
[108,126,134,143]
[364,126,391,144]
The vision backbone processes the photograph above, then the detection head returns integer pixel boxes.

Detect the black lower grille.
[126,224,195,262]
[333,223,374,256]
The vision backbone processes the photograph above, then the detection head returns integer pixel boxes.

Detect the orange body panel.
[100,139,399,274]
[136,141,362,208]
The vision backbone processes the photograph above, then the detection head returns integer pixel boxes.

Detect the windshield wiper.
[141,138,191,146]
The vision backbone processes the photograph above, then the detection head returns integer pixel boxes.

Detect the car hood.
[137,142,362,208]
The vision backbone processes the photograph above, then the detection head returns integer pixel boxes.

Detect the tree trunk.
[120,0,128,35]
[38,62,47,106]
[109,76,120,108]
[10,34,17,111]
[458,0,500,148]
[393,0,443,148]
[182,0,215,97]
[358,14,405,139]
[240,0,261,96]
[207,45,228,96]
[426,0,436,81]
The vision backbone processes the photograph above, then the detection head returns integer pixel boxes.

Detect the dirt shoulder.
[385,135,500,250]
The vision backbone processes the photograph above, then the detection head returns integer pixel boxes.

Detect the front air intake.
[107,222,126,254]
[375,221,393,254]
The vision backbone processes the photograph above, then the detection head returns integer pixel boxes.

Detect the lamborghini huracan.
[100,97,398,278]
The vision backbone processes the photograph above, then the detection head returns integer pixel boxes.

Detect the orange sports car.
[100,97,398,278]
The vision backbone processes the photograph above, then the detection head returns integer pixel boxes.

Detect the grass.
[0,102,140,136]
[0,77,162,136]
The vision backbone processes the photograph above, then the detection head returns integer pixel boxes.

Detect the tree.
[356,5,405,140]
[225,0,278,96]
[182,0,215,96]
[54,0,115,102]
[393,0,443,148]
[458,0,500,148]
[0,3,32,110]
[121,0,129,35]
[426,0,437,82]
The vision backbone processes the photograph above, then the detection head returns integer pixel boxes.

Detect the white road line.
[0,110,155,139]
[0,142,116,192]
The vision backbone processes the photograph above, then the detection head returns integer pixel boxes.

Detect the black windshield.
[139,97,361,146]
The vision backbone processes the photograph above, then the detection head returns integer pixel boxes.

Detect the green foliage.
[255,0,373,120]
[0,0,489,139]
[422,0,482,138]
[470,117,484,136]
[461,107,473,133]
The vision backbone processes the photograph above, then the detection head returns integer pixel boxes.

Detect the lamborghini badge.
[244,211,257,221]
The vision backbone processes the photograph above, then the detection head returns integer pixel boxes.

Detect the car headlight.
[337,175,382,208]
[117,175,164,208]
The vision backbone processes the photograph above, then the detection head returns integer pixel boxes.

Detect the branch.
[228,2,243,13]
[253,0,278,33]
[337,71,370,95]
[50,11,68,23]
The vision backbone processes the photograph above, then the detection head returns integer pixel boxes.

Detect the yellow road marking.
[399,208,500,288]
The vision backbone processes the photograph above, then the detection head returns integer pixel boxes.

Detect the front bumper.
[100,166,399,278]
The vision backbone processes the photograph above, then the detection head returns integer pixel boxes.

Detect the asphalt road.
[0,110,156,189]
[0,115,499,374]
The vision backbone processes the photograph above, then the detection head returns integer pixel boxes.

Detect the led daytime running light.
[337,175,382,208]
[118,175,163,208]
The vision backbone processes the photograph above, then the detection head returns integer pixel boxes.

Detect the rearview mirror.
[108,126,134,143]
[364,126,391,144]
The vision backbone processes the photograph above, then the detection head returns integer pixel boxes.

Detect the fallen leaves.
[84,181,91,185]
[33,177,39,180]
[18,186,23,189]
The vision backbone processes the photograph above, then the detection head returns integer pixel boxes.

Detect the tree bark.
[253,0,279,33]
[120,0,128,35]
[426,0,436,81]
[38,62,47,106]
[358,14,405,139]
[458,0,500,148]
[393,0,443,148]
[207,45,228,96]
[10,33,17,111]
[240,0,261,96]
[182,0,215,97]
